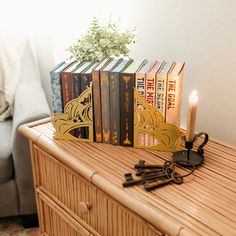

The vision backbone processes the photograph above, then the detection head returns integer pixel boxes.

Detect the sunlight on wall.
[0,0,236,144]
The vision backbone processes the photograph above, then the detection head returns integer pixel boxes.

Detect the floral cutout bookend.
[134,88,181,152]
[51,85,94,142]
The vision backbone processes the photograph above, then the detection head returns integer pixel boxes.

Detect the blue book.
[50,60,75,113]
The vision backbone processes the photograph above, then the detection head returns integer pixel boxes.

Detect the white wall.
[1,0,236,145]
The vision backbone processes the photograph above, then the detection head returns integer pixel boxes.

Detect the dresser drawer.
[38,191,92,236]
[33,145,162,236]
[106,195,163,236]
[33,145,106,235]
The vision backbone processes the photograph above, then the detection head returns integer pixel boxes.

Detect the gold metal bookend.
[51,86,93,142]
[134,89,182,152]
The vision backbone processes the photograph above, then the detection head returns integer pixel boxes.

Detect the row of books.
[50,58,184,147]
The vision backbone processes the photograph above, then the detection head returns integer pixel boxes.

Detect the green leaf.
[67,17,136,62]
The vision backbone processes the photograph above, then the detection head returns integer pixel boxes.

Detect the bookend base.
[172,132,209,167]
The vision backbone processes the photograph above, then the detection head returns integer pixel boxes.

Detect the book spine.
[81,73,92,93]
[101,71,111,143]
[135,72,146,97]
[61,72,75,136]
[135,72,146,146]
[80,73,92,139]
[61,72,73,110]
[155,73,167,119]
[50,71,63,113]
[72,73,81,99]
[71,73,84,138]
[92,70,103,142]
[120,73,134,147]
[109,71,120,145]
[145,72,156,106]
[165,68,184,127]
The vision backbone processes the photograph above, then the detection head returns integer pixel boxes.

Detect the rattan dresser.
[19,118,236,236]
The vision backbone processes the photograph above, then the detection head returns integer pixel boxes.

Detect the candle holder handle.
[172,132,209,167]
[195,132,209,156]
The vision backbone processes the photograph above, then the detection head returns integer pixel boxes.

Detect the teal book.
[100,58,123,143]
[92,58,112,142]
[70,62,94,138]
[120,59,148,147]
[109,59,133,145]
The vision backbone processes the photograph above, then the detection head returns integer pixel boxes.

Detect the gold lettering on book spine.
[134,88,181,152]
[51,85,93,142]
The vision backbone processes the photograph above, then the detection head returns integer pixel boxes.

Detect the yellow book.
[165,62,185,127]
[155,62,173,119]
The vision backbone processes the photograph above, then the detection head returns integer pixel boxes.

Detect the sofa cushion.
[0,119,13,184]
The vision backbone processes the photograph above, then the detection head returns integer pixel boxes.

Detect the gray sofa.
[0,41,50,221]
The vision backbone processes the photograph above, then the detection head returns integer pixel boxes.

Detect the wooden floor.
[0,217,39,236]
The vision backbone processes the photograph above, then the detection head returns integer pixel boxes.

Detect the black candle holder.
[172,132,209,167]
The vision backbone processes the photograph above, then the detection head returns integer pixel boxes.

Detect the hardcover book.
[120,59,148,147]
[145,60,163,106]
[80,62,98,93]
[80,62,99,138]
[92,58,112,142]
[135,60,157,99]
[155,62,173,119]
[136,60,163,146]
[50,60,75,113]
[165,62,185,127]
[61,61,81,110]
[100,58,123,143]
[71,62,94,99]
[109,59,133,145]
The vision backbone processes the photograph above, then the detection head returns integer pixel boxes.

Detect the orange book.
[165,62,185,127]
[155,62,174,120]
[136,60,163,146]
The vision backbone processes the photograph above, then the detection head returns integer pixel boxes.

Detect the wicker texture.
[19,118,236,236]
[38,192,91,236]
[33,145,161,236]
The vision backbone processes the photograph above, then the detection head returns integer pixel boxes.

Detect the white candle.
[186,90,198,142]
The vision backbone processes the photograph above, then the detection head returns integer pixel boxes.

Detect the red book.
[61,61,81,110]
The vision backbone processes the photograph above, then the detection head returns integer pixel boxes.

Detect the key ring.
[171,172,183,184]
[173,159,196,178]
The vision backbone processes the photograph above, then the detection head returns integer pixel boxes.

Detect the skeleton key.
[136,168,163,176]
[123,172,172,187]
[144,172,183,191]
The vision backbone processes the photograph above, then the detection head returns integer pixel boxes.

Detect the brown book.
[165,62,185,127]
[61,61,81,110]
[120,60,147,147]
[100,58,123,143]
[92,58,112,142]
